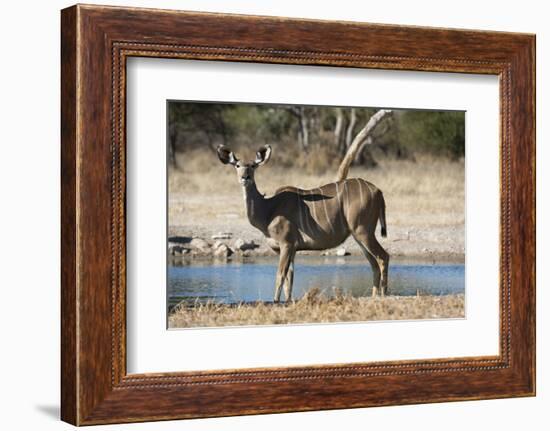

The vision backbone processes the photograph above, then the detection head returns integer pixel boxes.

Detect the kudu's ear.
[217,145,238,166]
[254,145,272,166]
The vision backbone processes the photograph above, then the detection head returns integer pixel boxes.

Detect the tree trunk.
[168,124,178,169]
[345,108,357,151]
[336,109,392,181]
[299,113,309,152]
[287,106,310,153]
[333,108,345,152]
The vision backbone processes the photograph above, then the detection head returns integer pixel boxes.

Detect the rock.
[243,240,257,250]
[191,248,212,257]
[213,240,225,249]
[168,236,192,245]
[336,248,349,257]
[212,232,232,240]
[214,243,232,258]
[169,245,189,256]
[190,237,210,251]
[234,238,257,251]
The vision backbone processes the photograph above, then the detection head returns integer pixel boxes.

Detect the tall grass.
[168,288,465,328]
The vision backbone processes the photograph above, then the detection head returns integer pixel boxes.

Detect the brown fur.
[218,145,389,301]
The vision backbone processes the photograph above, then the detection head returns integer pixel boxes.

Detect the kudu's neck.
[242,181,268,232]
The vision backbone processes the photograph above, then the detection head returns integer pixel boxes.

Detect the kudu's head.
[217,145,272,187]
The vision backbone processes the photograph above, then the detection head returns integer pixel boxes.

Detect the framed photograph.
[61,4,535,425]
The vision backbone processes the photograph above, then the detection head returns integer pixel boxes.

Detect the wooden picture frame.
[61,4,535,425]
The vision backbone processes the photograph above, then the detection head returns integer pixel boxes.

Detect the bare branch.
[355,136,373,162]
[354,117,392,163]
[335,109,392,181]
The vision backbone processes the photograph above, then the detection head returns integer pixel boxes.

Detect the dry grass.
[168,289,465,328]
[169,150,464,230]
[168,150,464,258]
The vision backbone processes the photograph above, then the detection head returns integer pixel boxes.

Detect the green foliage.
[396,110,465,159]
[222,105,294,145]
[167,101,465,169]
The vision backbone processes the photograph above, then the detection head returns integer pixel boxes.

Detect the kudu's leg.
[274,244,294,303]
[353,235,381,297]
[283,253,296,302]
[364,233,389,296]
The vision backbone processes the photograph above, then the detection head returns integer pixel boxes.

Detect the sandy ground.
[168,156,465,262]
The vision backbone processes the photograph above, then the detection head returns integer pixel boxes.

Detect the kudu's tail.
[379,192,387,238]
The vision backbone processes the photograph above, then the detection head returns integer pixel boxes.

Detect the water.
[168,257,464,309]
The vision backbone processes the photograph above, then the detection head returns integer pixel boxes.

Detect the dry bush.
[295,145,341,175]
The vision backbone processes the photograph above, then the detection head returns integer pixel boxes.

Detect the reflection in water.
[168,257,465,309]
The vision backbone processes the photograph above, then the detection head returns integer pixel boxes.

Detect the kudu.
[217,145,389,302]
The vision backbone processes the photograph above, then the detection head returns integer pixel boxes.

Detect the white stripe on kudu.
[303,192,315,239]
[297,193,313,238]
[356,178,364,209]
[342,180,349,219]
[296,191,304,235]
[364,179,374,200]
[334,182,342,207]
[319,187,334,233]
[334,182,346,230]
[309,189,318,230]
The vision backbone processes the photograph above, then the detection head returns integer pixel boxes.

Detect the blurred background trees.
[167,102,465,172]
